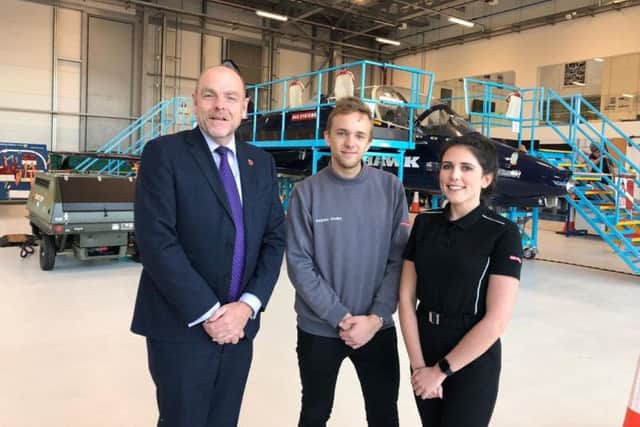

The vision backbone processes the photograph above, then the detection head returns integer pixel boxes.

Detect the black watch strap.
[438,358,453,377]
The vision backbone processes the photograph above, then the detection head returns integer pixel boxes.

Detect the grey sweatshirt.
[286,164,410,338]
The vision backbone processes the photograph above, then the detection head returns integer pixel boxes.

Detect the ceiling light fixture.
[375,37,401,46]
[593,57,605,62]
[448,16,475,28]
[256,10,288,22]
[622,93,634,98]
[572,81,585,87]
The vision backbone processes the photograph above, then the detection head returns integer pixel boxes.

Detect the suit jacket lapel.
[237,140,261,287]
[236,140,257,229]
[186,128,233,219]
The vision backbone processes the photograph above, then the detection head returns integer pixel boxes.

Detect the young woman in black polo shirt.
[398,134,523,427]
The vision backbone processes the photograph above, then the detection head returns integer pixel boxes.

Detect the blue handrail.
[544,88,639,273]
[75,97,193,174]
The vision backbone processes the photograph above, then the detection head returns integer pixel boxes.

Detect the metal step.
[574,176,601,181]
[598,204,616,210]
[558,162,587,168]
[584,189,615,196]
[617,220,640,227]
[538,148,573,154]
[614,234,640,243]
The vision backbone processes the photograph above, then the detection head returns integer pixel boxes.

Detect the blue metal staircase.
[543,89,640,274]
[461,79,639,273]
[74,97,193,175]
[462,78,545,258]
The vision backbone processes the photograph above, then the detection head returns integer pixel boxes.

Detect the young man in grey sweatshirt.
[286,97,410,427]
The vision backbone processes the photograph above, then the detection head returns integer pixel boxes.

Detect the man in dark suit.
[131,64,286,427]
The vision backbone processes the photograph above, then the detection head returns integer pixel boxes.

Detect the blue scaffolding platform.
[243,60,435,182]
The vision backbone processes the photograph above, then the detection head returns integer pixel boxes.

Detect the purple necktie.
[215,146,245,301]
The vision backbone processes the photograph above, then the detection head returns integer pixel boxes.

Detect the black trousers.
[414,319,501,427]
[146,338,253,427]
[296,327,400,427]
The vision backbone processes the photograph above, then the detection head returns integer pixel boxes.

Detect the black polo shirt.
[404,203,522,317]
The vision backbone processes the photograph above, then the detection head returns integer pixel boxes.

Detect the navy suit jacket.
[131,127,285,343]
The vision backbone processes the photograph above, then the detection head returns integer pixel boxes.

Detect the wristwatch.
[438,358,453,377]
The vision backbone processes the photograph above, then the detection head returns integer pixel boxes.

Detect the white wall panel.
[55,116,80,151]
[164,29,179,79]
[55,60,81,151]
[0,113,51,146]
[203,34,222,69]
[279,49,310,79]
[57,8,81,60]
[0,0,52,110]
[606,54,640,95]
[86,17,133,150]
[273,49,311,107]
[87,17,133,115]
[396,7,640,89]
[391,56,414,90]
[57,60,81,112]
[175,79,197,98]
[204,6,263,41]
[180,30,201,78]
[600,53,640,121]
[159,0,202,14]
[311,55,329,99]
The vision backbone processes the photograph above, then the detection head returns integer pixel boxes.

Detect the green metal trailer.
[25,172,136,270]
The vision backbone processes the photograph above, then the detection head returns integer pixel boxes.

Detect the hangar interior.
[1,0,639,426]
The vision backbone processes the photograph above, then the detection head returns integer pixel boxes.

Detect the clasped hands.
[411,365,445,400]
[338,313,382,350]
[203,301,253,345]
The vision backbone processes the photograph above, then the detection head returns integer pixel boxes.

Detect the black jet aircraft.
[237,87,573,209]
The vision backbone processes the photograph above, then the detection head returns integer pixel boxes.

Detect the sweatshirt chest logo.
[315,216,343,224]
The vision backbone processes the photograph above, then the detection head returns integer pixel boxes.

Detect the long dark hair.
[439,133,498,199]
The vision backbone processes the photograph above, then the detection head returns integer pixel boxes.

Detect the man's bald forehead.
[195,65,245,93]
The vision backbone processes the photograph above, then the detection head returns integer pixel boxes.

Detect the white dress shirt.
[188,130,262,327]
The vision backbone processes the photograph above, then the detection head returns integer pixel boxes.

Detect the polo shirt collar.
[445,202,487,229]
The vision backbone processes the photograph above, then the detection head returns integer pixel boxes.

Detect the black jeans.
[296,327,400,427]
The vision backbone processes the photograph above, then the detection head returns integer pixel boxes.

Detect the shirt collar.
[445,202,487,229]
[199,128,237,157]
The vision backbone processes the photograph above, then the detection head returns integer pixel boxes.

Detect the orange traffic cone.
[623,356,640,427]
[410,191,420,213]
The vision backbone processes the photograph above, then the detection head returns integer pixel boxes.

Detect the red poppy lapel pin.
[248,159,254,166]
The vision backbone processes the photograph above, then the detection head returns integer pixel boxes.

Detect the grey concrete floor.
[0,204,638,426]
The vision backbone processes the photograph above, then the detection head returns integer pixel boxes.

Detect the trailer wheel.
[39,234,57,271]
[127,233,140,263]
